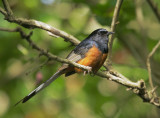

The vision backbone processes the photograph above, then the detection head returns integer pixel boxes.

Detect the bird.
[15,28,114,105]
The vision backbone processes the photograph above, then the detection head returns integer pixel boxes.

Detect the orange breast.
[74,45,107,73]
[94,53,107,72]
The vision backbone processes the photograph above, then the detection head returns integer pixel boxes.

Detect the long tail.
[15,70,65,106]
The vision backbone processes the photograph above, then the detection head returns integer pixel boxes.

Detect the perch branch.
[1,27,160,108]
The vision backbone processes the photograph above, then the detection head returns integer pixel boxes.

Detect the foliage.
[0,0,160,118]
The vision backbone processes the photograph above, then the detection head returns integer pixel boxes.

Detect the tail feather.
[15,70,64,106]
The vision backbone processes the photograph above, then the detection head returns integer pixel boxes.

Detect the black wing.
[64,40,96,76]
[66,40,95,62]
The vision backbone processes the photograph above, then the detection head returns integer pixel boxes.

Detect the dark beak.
[107,31,115,36]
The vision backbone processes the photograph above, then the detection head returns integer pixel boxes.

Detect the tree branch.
[2,0,13,16]
[0,7,7,15]
[1,0,160,108]
[0,27,91,72]
[0,27,20,32]
[147,40,160,89]
[97,71,160,108]
[104,0,123,68]
[0,0,80,46]
[1,27,160,108]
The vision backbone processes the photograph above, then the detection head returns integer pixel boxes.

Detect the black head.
[86,28,114,53]
[87,28,114,42]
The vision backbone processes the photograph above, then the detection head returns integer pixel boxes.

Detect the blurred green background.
[0,0,160,118]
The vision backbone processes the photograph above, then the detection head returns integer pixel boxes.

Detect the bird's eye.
[98,30,108,35]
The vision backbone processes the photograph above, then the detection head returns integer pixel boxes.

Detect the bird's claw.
[83,66,92,75]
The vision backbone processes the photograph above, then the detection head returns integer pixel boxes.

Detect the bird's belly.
[75,45,105,73]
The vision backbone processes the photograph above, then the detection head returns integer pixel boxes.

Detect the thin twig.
[0,0,80,46]
[146,0,160,22]
[104,0,123,68]
[25,58,50,76]
[0,7,7,15]
[0,27,20,32]
[2,0,13,16]
[0,27,91,72]
[147,40,160,89]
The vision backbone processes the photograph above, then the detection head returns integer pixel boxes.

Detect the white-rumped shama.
[15,28,114,105]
